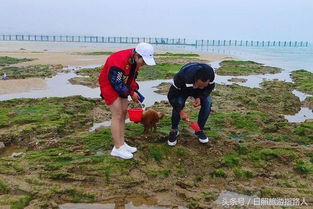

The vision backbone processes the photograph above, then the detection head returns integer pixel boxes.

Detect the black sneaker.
[195,130,209,143]
[167,130,179,146]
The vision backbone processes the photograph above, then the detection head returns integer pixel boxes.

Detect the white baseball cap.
[135,42,156,66]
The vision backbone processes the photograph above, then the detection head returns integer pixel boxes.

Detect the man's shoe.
[167,130,179,146]
[111,145,133,159]
[195,130,209,143]
[124,142,137,153]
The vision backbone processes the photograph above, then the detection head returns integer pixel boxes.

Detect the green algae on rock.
[0,58,312,208]
[0,64,63,79]
[68,67,101,88]
[291,69,313,94]
[0,96,110,147]
[0,56,34,67]
[217,60,282,76]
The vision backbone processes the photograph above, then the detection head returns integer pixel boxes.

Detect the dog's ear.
[158,112,165,120]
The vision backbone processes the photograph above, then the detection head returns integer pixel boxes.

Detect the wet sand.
[0,41,230,66]
[0,41,233,95]
[0,41,111,66]
[0,78,47,94]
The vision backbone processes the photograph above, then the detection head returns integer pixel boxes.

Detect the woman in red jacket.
[98,43,155,159]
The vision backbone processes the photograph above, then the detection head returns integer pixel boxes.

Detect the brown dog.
[140,109,165,134]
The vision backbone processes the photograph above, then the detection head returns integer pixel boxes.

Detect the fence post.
[1,35,309,49]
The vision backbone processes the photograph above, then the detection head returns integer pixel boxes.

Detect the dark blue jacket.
[172,62,215,98]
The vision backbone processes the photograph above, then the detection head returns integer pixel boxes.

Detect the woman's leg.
[109,98,125,148]
[119,98,128,142]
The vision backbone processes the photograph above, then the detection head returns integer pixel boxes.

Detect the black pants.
[167,85,212,130]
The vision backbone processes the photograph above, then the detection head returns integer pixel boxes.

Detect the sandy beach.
[0,41,233,95]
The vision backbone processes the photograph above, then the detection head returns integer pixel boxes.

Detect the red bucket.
[128,108,143,122]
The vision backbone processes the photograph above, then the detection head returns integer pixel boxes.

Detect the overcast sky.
[1,0,313,41]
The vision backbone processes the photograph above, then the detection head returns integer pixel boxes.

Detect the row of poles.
[0,35,309,47]
[195,39,309,47]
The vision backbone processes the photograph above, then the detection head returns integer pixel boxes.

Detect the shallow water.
[0,145,25,157]
[194,44,313,72]
[284,107,313,123]
[215,72,292,88]
[89,119,132,131]
[1,63,312,123]
[0,66,170,108]
[210,61,292,88]
[210,61,313,122]
[293,90,312,102]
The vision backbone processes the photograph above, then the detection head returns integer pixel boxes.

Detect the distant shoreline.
[0,41,234,95]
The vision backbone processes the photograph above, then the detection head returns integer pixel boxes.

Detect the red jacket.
[98,49,140,105]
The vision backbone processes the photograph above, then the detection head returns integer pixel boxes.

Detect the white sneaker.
[110,145,133,159]
[167,130,179,146]
[124,142,137,153]
[195,131,209,143]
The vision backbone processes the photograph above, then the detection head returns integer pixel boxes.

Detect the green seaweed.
[217,60,281,76]
[0,56,33,66]
[291,69,313,94]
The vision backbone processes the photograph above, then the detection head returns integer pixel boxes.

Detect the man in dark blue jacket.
[167,62,215,146]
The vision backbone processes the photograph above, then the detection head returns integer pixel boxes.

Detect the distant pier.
[0,34,309,47]
[195,39,309,47]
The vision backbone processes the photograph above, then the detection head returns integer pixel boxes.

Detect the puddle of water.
[0,67,169,108]
[136,79,170,107]
[284,107,313,123]
[215,71,292,88]
[210,61,292,88]
[89,119,131,131]
[64,64,101,71]
[0,72,99,100]
[293,90,312,102]
[76,58,97,61]
[215,190,259,206]
[0,145,26,157]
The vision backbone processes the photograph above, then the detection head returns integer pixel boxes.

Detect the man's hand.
[131,92,139,103]
[179,110,189,121]
[193,98,201,107]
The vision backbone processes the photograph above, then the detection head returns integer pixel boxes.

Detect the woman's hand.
[193,98,201,107]
[131,92,139,103]
[179,110,189,121]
